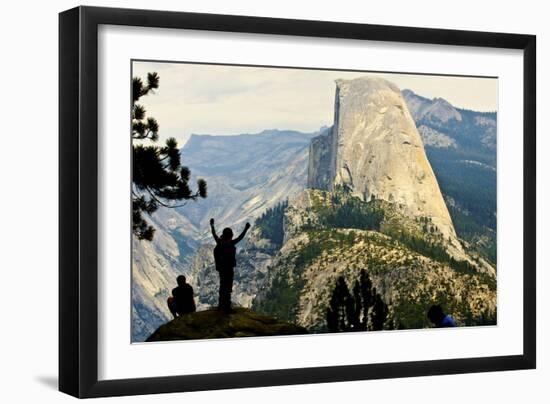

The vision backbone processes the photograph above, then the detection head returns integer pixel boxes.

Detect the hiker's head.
[177,275,186,287]
[221,227,233,241]
[427,304,445,325]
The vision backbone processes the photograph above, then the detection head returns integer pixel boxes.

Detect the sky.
[133,61,498,148]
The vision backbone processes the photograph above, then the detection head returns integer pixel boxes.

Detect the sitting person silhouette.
[210,218,251,311]
[167,275,196,318]
[427,304,457,328]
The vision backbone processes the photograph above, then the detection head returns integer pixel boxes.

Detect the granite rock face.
[416,125,457,149]
[402,88,496,151]
[308,77,463,256]
[307,126,333,190]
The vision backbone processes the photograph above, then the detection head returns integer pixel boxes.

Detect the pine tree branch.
[144,185,200,209]
[131,130,156,141]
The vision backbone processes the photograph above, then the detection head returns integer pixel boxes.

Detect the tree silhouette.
[132,72,207,241]
[326,277,352,331]
[371,290,389,331]
[326,269,390,332]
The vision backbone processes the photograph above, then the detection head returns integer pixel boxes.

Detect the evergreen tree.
[326,277,353,332]
[350,280,362,330]
[326,269,391,332]
[358,269,373,330]
[255,200,288,247]
[371,289,389,330]
[132,72,207,241]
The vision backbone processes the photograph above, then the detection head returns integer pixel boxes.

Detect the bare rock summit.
[307,77,465,258]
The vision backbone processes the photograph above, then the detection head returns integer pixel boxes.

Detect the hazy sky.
[133,61,498,147]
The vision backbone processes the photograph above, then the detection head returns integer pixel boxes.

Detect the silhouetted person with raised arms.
[427,304,457,328]
[210,218,251,311]
[167,275,196,318]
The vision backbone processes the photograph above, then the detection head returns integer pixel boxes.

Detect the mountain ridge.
[253,188,496,331]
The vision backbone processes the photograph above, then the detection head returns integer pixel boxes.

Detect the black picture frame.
[59,5,536,398]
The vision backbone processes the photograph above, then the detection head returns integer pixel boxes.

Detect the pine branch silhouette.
[132,72,207,241]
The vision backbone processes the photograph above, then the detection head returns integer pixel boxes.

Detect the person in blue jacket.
[428,304,457,327]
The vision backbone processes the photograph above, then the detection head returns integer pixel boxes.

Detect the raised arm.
[233,222,251,244]
[210,218,219,242]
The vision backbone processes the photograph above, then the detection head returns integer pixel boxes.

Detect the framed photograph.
[59,6,536,398]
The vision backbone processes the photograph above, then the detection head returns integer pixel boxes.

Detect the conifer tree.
[350,280,363,330]
[359,269,374,330]
[371,289,389,330]
[132,72,207,241]
[327,277,353,332]
[326,269,392,332]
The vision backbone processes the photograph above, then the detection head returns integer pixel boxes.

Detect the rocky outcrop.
[307,126,333,190]
[146,308,308,341]
[254,189,497,331]
[417,125,457,148]
[307,77,464,258]
[402,88,496,152]
[402,89,462,123]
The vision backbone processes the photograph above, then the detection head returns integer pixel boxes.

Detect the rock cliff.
[308,77,465,259]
